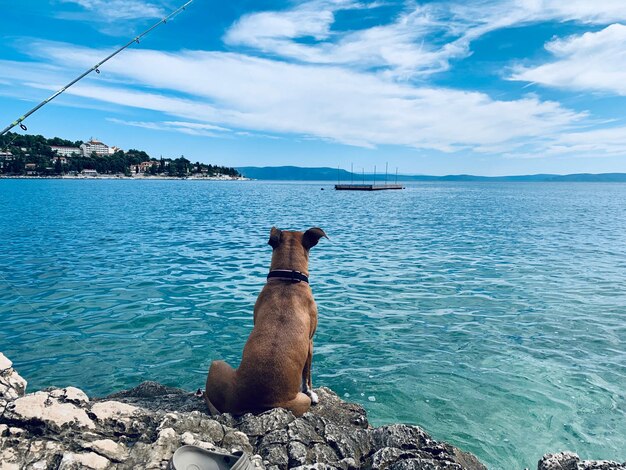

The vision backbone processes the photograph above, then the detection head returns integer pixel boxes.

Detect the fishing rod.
[0,0,195,137]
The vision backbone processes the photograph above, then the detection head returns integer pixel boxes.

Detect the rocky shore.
[1,353,624,470]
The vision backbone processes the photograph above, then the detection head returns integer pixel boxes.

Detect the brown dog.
[205,227,327,417]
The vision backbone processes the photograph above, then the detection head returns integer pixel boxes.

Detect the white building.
[135,161,153,173]
[25,163,37,175]
[80,139,110,156]
[51,146,81,157]
[0,150,13,169]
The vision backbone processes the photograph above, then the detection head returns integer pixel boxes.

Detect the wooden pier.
[335,184,404,191]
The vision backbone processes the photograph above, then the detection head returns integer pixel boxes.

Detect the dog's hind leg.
[205,360,236,415]
[301,340,319,405]
[279,392,312,418]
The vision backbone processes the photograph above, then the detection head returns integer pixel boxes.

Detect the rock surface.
[0,352,27,414]
[0,353,624,469]
[538,452,626,470]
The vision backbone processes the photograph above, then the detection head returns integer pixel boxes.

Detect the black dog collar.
[267,270,309,284]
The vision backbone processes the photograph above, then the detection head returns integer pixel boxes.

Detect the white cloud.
[225,2,335,44]
[106,118,231,137]
[499,123,626,159]
[549,125,626,156]
[6,1,626,158]
[7,42,585,153]
[510,24,626,95]
[0,60,66,84]
[530,0,626,24]
[448,0,626,28]
[225,0,387,45]
[225,2,463,76]
[222,0,626,78]
[58,0,165,21]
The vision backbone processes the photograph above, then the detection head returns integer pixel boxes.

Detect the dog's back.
[235,282,316,409]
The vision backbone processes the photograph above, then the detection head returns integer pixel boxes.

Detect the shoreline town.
[0,132,244,180]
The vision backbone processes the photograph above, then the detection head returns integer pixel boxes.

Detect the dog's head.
[268,227,328,271]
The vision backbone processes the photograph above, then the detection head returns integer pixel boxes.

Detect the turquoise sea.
[1,179,625,469]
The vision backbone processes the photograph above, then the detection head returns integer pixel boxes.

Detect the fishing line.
[0,0,195,137]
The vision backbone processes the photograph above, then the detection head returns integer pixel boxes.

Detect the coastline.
[1,352,624,469]
[0,175,251,181]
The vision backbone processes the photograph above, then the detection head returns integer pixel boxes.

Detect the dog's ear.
[268,227,282,249]
[302,227,328,250]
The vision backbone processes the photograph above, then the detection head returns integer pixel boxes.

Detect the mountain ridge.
[237,166,626,182]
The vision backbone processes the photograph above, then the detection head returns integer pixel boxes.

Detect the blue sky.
[2,0,626,175]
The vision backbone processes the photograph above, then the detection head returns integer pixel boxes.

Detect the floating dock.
[335,184,404,191]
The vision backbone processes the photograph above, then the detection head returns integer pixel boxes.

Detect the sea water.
[0,179,624,469]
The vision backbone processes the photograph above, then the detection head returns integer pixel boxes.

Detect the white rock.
[64,387,89,404]
[156,427,177,444]
[181,431,195,445]
[0,353,12,370]
[88,438,128,462]
[31,460,50,470]
[8,427,26,436]
[10,391,95,430]
[59,451,110,470]
[0,447,20,469]
[0,383,18,401]
[0,353,26,401]
[0,462,21,470]
[0,370,27,398]
[90,401,138,422]
[26,439,45,455]
[222,430,253,454]
[140,427,179,469]
[49,389,64,398]
[157,412,179,431]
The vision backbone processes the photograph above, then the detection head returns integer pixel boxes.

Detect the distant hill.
[542,173,626,182]
[236,166,626,182]
[237,166,435,181]
[237,166,354,181]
